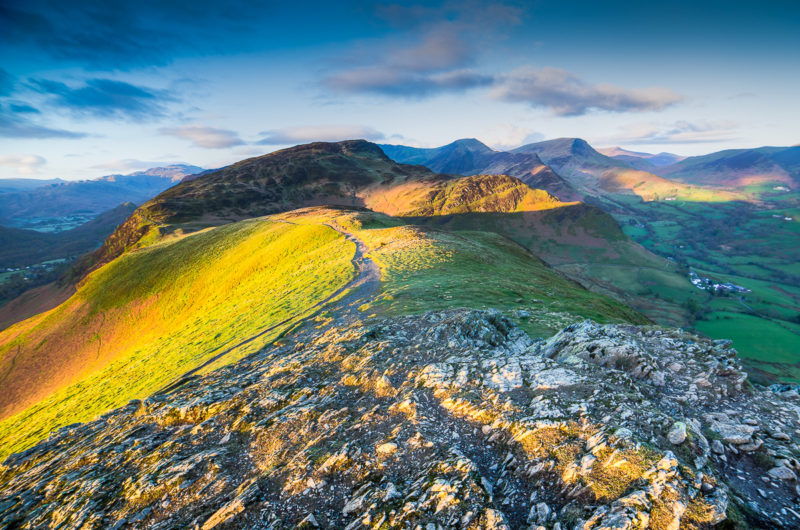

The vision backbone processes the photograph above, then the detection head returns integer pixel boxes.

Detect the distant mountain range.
[0,178,66,194]
[380,139,581,201]
[597,147,685,172]
[0,164,203,227]
[659,145,800,187]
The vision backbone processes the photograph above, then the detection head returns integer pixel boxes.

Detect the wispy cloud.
[257,125,386,145]
[30,78,173,120]
[490,67,683,116]
[596,120,739,145]
[324,2,520,98]
[478,124,544,151]
[0,154,46,175]
[0,106,88,139]
[325,68,492,98]
[160,125,245,149]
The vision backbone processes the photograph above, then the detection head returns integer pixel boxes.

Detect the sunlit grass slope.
[0,219,354,459]
[279,207,648,337]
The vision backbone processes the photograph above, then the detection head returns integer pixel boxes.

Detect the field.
[695,312,800,383]
[612,190,800,384]
[0,218,355,459]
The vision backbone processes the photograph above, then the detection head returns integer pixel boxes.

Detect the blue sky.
[1,0,798,179]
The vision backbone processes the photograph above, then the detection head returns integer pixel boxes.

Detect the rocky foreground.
[1,310,799,529]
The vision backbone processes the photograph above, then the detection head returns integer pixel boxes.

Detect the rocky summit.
[1,310,798,529]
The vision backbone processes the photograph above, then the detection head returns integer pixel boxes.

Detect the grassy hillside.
[364,174,569,217]
[278,207,648,336]
[370,174,697,327]
[78,141,435,276]
[0,219,355,459]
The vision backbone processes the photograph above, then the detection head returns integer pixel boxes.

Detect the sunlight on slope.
[0,219,354,459]
[364,174,574,217]
[277,207,647,337]
[601,168,746,203]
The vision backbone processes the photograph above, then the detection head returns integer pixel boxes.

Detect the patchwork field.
[613,190,800,384]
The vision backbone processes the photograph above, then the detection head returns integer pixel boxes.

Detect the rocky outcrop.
[1,312,798,528]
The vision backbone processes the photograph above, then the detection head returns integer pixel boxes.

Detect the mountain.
[0,164,203,227]
[78,142,691,331]
[0,178,65,194]
[381,139,580,201]
[512,137,620,177]
[660,145,800,187]
[511,138,743,203]
[0,202,137,268]
[79,141,435,272]
[1,142,797,529]
[598,147,685,171]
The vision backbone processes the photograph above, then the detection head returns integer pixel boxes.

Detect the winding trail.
[157,220,380,395]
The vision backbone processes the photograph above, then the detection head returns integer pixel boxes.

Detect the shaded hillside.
[511,138,744,204]
[80,141,436,272]
[0,165,202,226]
[512,138,620,182]
[381,139,580,201]
[660,145,800,187]
[0,202,137,268]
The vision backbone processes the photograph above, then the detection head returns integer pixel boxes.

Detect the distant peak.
[449,138,493,152]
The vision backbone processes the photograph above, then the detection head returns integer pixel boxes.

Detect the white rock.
[768,466,797,481]
[668,422,688,445]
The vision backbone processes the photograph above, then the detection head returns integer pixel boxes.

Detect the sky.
[1,0,799,180]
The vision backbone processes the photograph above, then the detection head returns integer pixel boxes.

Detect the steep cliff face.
[2,310,797,529]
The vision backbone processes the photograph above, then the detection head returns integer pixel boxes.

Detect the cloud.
[0,108,88,139]
[160,125,245,149]
[0,154,46,175]
[490,67,683,116]
[257,125,386,145]
[0,1,275,70]
[596,121,739,145]
[478,124,543,151]
[324,2,520,98]
[326,68,492,98]
[30,78,173,120]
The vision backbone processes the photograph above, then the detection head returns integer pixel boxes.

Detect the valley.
[4,4,798,527]
[383,138,800,385]
[0,139,797,529]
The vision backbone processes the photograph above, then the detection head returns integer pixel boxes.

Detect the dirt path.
[158,220,380,394]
